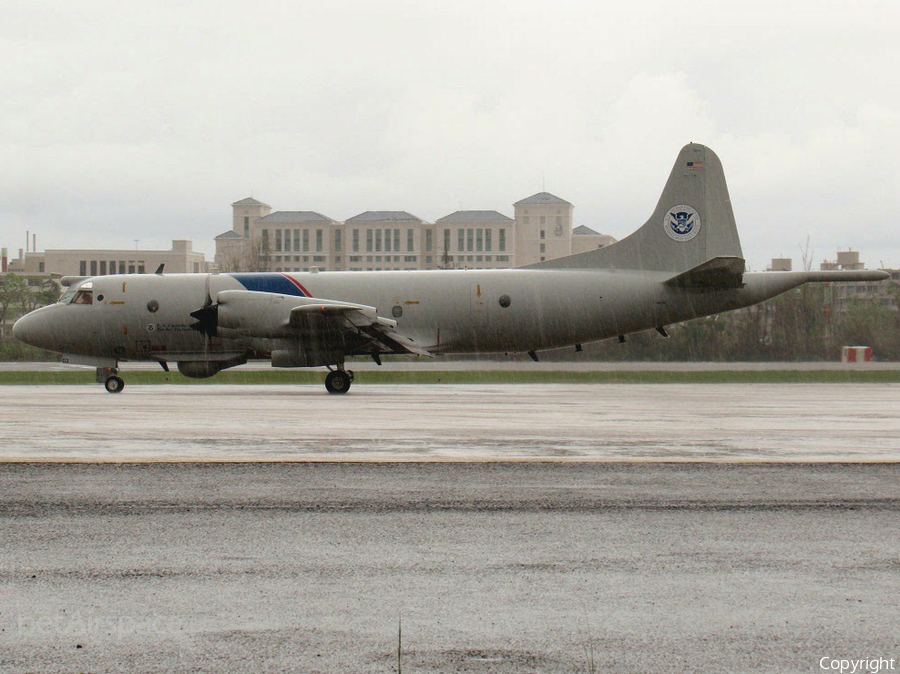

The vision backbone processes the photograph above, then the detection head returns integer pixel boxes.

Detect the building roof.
[513,192,572,207]
[345,211,427,223]
[573,225,601,236]
[435,210,514,224]
[258,211,336,223]
[232,197,271,208]
[215,230,244,240]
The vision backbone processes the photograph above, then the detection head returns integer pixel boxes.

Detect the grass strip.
[1,369,899,386]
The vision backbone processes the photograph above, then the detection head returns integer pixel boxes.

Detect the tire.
[104,376,125,394]
[325,371,351,394]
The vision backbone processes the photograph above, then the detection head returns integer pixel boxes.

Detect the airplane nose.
[12,309,48,349]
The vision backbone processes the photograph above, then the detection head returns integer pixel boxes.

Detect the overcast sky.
[2,0,898,270]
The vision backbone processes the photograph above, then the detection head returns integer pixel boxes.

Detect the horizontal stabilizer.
[664,256,746,289]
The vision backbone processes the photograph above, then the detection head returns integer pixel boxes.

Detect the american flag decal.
[687,161,704,170]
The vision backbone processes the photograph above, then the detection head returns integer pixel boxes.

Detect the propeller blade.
[189,304,218,337]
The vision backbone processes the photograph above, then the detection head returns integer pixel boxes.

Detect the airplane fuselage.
[18,268,814,365]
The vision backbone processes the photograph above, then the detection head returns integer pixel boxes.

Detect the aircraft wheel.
[104,376,125,394]
[325,370,351,394]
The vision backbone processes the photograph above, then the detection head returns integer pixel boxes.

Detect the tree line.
[589,284,900,362]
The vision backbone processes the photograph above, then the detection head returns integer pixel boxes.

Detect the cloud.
[1,0,898,270]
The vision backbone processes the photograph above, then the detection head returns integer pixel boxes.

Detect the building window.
[80,260,87,275]
[316,229,323,252]
[407,228,414,252]
[499,229,506,252]
[300,230,308,252]
[383,229,390,252]
[275,229,282,252]
[243,216,249,238]
[476,229,483,252]
[90,261,98,275]
[485,229,492,252]
[293,229,300,252]
[540,243,546,253]
[540,230,546,240]
[393,229,401,253]
[100,261,107,275]
[353,229,360,252]
[366,230,373,252]
[334,229,342,252]
[425,229,433,252]
[458,229,465,252]
[467,228,474,252]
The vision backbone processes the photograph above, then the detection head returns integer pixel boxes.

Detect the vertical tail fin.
[531,143,744,272]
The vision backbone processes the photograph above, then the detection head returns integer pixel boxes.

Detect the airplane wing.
[289,300,432,357]
[664,256,745,289]
[210,290,432,358]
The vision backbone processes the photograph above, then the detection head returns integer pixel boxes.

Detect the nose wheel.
[325,369,353,394]
[104,375,125,393]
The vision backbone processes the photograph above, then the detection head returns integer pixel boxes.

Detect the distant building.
[433,211,515,269]
[816,250,899,312]
[8,240,207,277]
[217,193,615,272]
[572,225,617,255]
[768,258,793,272]
[820,250,866,271]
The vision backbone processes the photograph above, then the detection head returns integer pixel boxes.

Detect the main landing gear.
[97,366,125,394]
[324,367,354,394]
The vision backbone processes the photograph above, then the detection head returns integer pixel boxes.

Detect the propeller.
[189,274,218,338]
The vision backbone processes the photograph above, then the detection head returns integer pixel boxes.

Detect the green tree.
[0,274,30,328]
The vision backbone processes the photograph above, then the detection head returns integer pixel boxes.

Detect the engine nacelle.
[177,361,222,379]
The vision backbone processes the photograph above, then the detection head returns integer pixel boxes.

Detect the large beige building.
[217,193,615,272]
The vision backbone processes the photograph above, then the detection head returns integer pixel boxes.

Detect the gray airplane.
[13,143,888,394]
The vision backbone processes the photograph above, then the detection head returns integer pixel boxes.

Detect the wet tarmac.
[1,462,898,673]
[1,383,898,672]
[0,383,898,462]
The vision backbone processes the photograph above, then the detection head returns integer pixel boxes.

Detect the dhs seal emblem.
[664,205,701,242]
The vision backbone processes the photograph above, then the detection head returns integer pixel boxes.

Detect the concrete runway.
[1,383,899,461]
[1,383,899,672]
[1,462,898,673]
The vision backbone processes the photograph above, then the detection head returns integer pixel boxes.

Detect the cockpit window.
[72,290,93,305]
[61,282,93,305]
